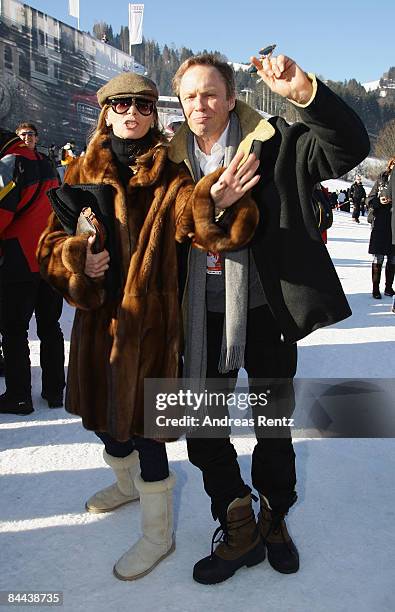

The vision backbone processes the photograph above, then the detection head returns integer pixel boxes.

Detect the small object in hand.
[248,44,277,74]
[76,207,107,253]
[259,44,277,57]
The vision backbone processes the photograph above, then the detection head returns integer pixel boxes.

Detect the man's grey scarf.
[183,113,249,380]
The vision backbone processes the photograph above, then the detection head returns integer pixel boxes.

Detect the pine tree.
[375,120,395,159]
[88,21,395,135]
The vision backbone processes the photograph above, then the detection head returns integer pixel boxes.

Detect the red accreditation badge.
[207,252,222,275]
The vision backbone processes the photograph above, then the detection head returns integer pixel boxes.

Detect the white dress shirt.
[194,122,230,176]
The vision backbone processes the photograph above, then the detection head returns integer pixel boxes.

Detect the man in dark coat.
[169,51,370,584]
[349,175,366,222]
[0,125,65,415]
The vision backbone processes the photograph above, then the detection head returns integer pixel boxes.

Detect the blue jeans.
[95,432,169,482]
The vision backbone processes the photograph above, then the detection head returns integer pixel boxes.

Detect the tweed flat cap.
[97,72,159,107]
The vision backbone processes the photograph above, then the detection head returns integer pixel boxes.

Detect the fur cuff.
[134,471,176,493]
[103,449,139,469]
[67,274,105,310]
[190,169,259,251]
[61,234,89,274]
[61,235,105,309]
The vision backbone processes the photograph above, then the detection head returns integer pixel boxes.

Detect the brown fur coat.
[37,131,258,441]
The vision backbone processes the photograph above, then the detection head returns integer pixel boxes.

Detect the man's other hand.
[210,151,260,211]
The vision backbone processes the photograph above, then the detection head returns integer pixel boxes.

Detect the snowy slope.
[1,211,394,612]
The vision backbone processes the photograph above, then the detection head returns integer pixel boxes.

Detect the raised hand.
[250,54,313,105]
[84,234,110,278]
[210,151,260,210]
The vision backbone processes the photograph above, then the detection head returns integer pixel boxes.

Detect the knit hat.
[97,72,159,107]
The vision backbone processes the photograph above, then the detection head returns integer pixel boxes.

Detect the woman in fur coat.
[37,72,259,581]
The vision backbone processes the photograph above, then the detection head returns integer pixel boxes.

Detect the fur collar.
[79,132,169,188]
[168,100,275,169]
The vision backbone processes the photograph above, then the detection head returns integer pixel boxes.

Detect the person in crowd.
[169,51,369,584]
[349,175,366,223]
[338,189,350,212]
[0,124,65,415]
[329,190,338,209]
[367,157,395,299]
[337,189,346,209]
[60,141,76,165]
[48,143,58,166]
[37,72,259,581]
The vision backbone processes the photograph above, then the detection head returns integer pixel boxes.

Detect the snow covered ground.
[1,210,394,612]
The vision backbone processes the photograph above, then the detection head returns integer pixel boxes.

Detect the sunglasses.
[109,97,155,116]
[248,43,277,74]
[18,131,36,136]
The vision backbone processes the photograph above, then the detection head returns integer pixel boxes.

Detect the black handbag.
[47,183,121,297]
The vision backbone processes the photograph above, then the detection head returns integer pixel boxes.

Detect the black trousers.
[352,202,361,220]
[0,274,65,400]
[186,305,297,521]
[95,432,169,483]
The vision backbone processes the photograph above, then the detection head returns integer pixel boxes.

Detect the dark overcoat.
[169,77,370,342]
[367,174,393,256]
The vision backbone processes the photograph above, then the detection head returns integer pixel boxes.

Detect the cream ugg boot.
[85,449,140,513]
[113,471,176,580]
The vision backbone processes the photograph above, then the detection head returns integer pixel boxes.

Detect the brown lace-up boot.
[258,494,299,574]
[193,494,266,584]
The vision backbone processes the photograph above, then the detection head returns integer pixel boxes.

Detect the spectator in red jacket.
[0,125,65,415]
